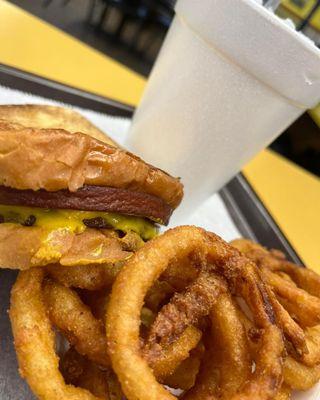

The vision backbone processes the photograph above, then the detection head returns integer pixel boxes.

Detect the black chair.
[89,0,174,61]
[43,0,72,7]
[96,0,148,38]
[129,0,174,56]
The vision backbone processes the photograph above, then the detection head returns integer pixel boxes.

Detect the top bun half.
[0,104,117,146]
[0,117,183,209]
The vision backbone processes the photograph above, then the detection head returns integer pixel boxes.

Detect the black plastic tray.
[0,63,303,399]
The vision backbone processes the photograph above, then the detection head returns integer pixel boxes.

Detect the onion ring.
[283,356,320,390]
[162,349,202,390]
[146,271,225,350]
[231,239,320,297]
[146,325,202,381]
[73,362,109,398]
[238,301,320,392]
[60,346,87,384]
[208,292,251,398]
[43,279,109,367]
[61,347,123,399]
[232,239,320,362]
[10,268,103,400]
[106,226,284,400]
[263,268,320,327]
[183,291,250,399]
[231,238,320,391]
[262,281,307,355]
[273,384,291,400]
[46,263,122,291]
[181,345,218,399]
[279,263,320,298]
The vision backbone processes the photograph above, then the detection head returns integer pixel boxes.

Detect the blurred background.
[6,0,320,176]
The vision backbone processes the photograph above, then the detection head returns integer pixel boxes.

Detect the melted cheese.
[0,204,157,240]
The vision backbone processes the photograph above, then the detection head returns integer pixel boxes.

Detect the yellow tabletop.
[0,0,144,106]
[0,0,319,271]
[244,150,319,271]
[310,104,320,128]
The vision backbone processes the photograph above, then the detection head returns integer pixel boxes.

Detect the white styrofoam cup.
[126,0,320,223]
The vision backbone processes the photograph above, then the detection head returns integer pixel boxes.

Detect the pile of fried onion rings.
[9,226,320,400]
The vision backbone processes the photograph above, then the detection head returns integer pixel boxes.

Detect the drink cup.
[127,0,320,222]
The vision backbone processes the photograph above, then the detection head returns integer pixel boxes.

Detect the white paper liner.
[0,84,318,399]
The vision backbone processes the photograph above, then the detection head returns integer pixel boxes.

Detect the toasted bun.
[0,121,183,208]
[0,104,118,146]
[0,224,134,270]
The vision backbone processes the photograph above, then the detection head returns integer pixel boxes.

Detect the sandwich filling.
[0,204,157,241]
[0,185,172,225]
[0,117,183,268]
[0,184,170,242]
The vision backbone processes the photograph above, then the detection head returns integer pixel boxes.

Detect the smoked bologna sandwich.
[0,105,183,269]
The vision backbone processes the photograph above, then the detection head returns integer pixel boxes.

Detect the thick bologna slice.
[0,185,172,224]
